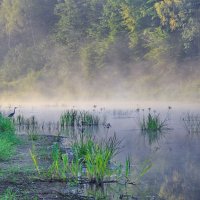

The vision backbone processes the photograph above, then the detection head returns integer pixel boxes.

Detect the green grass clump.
[0,138,14,160]
[79,111,100,126]
[60,110,77,127]
[0,188,17,200]
[136,109,169,145]
[139,112,167,132]
[71,133,121,184]
[85,145,112,184]
[30,133,122,184]
[60,110,101,128]
[0,114,15,134]
[30,132,150,186]
[0,114,19,160]
[71,132,94,162]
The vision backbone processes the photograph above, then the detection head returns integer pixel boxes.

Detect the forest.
[0,0,199,102]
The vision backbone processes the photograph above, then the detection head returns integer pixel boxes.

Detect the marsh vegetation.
[0,104,200,199]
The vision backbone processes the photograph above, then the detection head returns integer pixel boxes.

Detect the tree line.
[0,0,199,101]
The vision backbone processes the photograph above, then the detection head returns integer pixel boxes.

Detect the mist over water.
[0,1,200,199]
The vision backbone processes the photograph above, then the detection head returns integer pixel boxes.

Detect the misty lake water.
[3,103,200,199]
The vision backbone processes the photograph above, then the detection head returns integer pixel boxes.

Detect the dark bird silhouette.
[8,107,17,118]
[104,123,111,129]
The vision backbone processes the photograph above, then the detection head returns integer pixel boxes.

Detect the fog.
[0,0,199,106]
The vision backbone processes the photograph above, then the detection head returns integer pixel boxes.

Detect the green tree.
[0,0,26,48]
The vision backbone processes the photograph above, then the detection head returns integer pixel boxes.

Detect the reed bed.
[137,108,169,132]
[29,131,149,186]
[60,110,101,128]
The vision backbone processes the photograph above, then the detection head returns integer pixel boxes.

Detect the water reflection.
[182,112,200,135]
[140,130,168,146]
[84,182,159,200]
[1,104,200,199]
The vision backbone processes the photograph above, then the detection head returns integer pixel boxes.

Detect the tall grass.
[30,132,124,185]
[0,114,18,160]
[140,113,167,132]
[0,188,17,200]
[137,109,169,132]
[60,110,101,128]
[15,115,38,131]
[60,110,77,127]
[0,114,15,134]
[79,111,100,126]
[85,146,111,184]
[30,131,150,186]
[71,133,121,184]
[30,146,40,175]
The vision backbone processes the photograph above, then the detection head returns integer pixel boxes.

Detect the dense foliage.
[0,0,199,101]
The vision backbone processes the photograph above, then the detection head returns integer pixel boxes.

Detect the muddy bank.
[0,135,91,200]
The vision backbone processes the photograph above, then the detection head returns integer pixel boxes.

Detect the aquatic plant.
[71,133,122,184]
[60,110,101,129]
[137,109,169,145]
[61,154,69,180]
[101,133,122,157]
[60,110,77,127]
[72,136,94,163]
[140,113,167,131]
[28,130,39,141]
[14,115,38,131]
[138,160,152,179]
[48,143,61,178]
[29,131,149,186]
[85,146,112,184]
[137,109,169,132]
[30,142,71,181]
[79,111,100,126]
[70,155,82,182]
[16,114,25,126]
[29,146,40,175]
[125,155,131,180]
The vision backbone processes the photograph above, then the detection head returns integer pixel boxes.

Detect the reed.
[48,143,61,178]
[71,133,122,184]
[125,155,131,180]
[60,110,77,127]
[29,131,148,185]
[28,130,39,141]
[60,110,101,128]
[79,111,100,126]
[29,146,40,175]
[138,109,168,132]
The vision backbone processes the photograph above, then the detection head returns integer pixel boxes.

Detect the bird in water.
[104,123,111,129]
[8,107,17,118]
